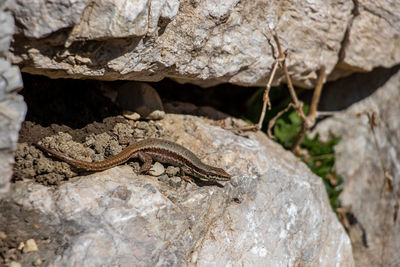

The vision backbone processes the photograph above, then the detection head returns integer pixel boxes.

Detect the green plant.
[301,134,343,211]
[244,85,294,126]
[273,105,308,148]
[273,106,343,212]
[243,86,343,212]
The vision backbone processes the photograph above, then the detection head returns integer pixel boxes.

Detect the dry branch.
[290,66,326,153]
[235,32,327,156]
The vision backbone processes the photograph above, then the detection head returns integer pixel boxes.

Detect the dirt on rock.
[0,201,78,266]
[13,74,172,186]
[14,118,169,186]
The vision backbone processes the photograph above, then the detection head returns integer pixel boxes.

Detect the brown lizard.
[36,138,231,182]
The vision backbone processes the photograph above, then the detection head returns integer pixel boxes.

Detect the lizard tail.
[35,143,127,171]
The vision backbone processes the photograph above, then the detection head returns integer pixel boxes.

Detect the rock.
[11,0,87,39]
[32,258,42,266]
[168,176,182,188]
[149,162,165,176]
[10,0,397,88]
[135,121,148,130]
[0,0,26,195]
[157,174,169,183]
[166,166,180,176]
[17,242,24,251]
[5,114,353,265]
[116,82,164,120]
[122,111,141,121]
[0,231,6,239]
[23,239,39,253]
[314,66,400,266]
[335,2,400,75]
[0,2,15,55]
[145,110,165,120]
[9,262,22,267]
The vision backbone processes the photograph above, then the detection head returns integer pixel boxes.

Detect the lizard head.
[202,166,232,182]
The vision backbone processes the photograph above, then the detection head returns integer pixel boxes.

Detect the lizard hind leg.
[180,166,196,185]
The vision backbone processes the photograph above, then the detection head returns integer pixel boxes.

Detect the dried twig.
[236,32,326,155]
[256,59,279,129]
[309,66,326,121]
[264,33,327,154]
[291,66,326,153]
[272,34,306,121]
[238,33,284,131]
[291,119,306,155]
[267,103,294,138]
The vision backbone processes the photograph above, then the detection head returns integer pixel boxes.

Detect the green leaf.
[269,104,343,213]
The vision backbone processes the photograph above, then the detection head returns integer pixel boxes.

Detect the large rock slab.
[2,114,353,266]
[339,1,400,70]
[315,66,400,266]
[8,0,398,88]
[0,0,26,195]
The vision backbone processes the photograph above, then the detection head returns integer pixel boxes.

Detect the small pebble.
[166,166,180,177]
[133,129,145,138]
[168,176,182,187]
[0,231,6,239]
[136,121,148,130]
[17,242,24,251]
[9,262,22,267]
[42,238,51,244]
[145,110,165,120]
[33,258,42,266]
[170,176,182,183]
[149,162,165,176]
[154,124,163,131]
[23,239,38,253]
[8,249,17,261]
[122,111,141,120]
[157,174,169,183]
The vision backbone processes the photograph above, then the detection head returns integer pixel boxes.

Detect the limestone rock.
[0,0,26,195]
[11,0,88,39]
[341,10,400,71]
[23,239,39,253]
[8,0,400,87]
[314,66,400,266]
[2,0,349,87]
[149,162,165,176]
[333,0,400,77]
[9,262,22,267]
[4,114,353,266]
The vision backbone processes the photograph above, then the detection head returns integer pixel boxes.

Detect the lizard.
[36,138,231,182]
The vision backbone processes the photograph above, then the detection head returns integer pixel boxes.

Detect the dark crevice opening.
[20,73,259,130]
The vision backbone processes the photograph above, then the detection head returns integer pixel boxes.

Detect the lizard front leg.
[137,152,153,173]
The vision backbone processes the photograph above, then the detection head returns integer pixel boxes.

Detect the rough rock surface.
[315,66,400,266]
[8,0,398,88]
[0,0,26,194]
[3,114,354,266]
[338,2,400,71]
